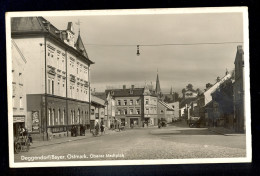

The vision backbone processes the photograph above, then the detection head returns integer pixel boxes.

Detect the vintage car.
[188,116,201,128]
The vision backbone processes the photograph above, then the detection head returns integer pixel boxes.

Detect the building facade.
[12,40,27,139]
[157,101,174,123]
[11,17,94,140]
[106,85,144,128]
[197,73,231,126]
[233,45,245,132]
[143,85,158,126]
[91,95,106,129]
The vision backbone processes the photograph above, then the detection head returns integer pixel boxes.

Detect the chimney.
[123,85,126,89]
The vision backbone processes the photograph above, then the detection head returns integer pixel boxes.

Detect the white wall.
[13,37,45,95]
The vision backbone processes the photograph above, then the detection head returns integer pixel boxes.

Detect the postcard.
[6,7,251,167]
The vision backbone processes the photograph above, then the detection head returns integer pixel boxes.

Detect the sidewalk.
[208,127,245,136]
[30,129,117,149]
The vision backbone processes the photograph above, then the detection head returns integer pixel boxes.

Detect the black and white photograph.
[6,7,251,167]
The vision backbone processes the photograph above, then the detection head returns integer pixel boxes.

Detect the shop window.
[52,109,55,126]
[48,109,51,126]
[62,110,65,125]
[57,109,60,125]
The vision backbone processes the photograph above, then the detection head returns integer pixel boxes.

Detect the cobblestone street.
[14,122,246,162]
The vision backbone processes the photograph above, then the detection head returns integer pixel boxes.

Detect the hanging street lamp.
[136,45,140,56]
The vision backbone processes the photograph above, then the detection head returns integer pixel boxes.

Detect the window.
[136,100,139,105]
[19,97,23,109]
[48,109,51,126]
[51,80,54,94]
[57,109,60,125]
[77,109,80,124]
[130,100,133,105]
[48,78,51,94]
[136,109,140,114]
[145,99,149,105]
[62,110,65,125]
[124,109,127,115]
[57,57,59,69]
[52,109,55,126]
[117,100,121,106]
[91,109,94,115]
[124,100,127,105]
[146,108,149,114]
[117,110,120,115]
[19,73,22,85]
[130,109,133,114]
[70,110,73,124]
[13,96,15,108]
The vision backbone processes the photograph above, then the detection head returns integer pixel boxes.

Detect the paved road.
[14,124,246,162]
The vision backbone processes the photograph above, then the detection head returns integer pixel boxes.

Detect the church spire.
[155,70,161,95]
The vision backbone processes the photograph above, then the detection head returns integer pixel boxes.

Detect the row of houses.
[92,76,180,129]
[179,46,245,132]
[11,17,180,141]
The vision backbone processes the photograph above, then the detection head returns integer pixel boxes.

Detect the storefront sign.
[13,116,25,123]
[32,111,40,132]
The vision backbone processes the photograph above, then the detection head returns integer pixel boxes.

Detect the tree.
[206,83,213,89]
[186,84,193,91]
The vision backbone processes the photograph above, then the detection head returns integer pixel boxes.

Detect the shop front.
[13,115,25,140]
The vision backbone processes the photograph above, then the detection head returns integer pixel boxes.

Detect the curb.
[30,130,117,149]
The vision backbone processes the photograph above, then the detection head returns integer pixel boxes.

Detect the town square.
[7,8,250,166]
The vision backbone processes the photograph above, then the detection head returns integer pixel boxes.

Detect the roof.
[159,101,174,111]
[92,92,107,101]
[11,17,94,64]
[11,17,47,32]
[91,95,105,106]
[105,88,144,97]
[75,34,88,58]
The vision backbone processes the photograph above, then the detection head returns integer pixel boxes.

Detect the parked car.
[188,116,201,128]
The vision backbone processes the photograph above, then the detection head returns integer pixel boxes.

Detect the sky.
[44,11,244,94]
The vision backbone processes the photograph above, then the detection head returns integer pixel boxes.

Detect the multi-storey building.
[106,85,144,128]
[12,40,27,138]
[143,85,158,126]
[233,45,245,132]
[11,17,94,140]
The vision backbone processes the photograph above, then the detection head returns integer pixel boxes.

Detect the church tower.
[155,71,162,98]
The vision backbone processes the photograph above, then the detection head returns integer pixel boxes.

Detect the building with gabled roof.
[197,72,231,126]
[11,17,94,140]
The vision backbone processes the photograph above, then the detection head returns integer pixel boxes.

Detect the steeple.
[155,70,161,95]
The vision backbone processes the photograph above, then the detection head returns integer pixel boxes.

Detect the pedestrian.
[100,124,105,135]
[95,122,100,136]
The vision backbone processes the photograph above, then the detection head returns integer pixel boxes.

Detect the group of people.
[18,127,33,144]
[93,121,105,136]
